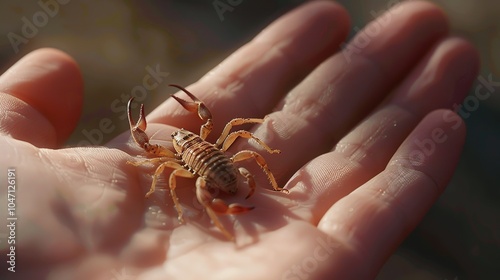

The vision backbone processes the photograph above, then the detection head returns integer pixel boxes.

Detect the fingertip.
[0,48,83,147]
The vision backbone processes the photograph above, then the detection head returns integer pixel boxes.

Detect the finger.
[248,1,451,183]
[147,1,350,135]
[337,37,478,172]
[0,48,83,148]
[286,36,478,223]
[316,109,466,278]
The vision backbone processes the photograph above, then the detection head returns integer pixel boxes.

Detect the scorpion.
[127,84,288,240]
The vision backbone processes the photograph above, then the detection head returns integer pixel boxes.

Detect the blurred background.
[0,0,498,278]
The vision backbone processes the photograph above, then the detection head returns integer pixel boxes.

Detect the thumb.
[0,48,83,148]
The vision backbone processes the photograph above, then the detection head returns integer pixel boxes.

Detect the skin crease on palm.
[0,1,480,279]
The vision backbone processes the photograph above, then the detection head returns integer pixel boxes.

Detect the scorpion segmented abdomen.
[180,135,238,193]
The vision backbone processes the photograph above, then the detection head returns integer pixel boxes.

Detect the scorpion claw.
[127,97,136,125]
[137,104,146,130]
[170,84,213,140]
[127,97,152,149]
[170,84,213,121]
[127,98,147,131]
[171,95,199,113]
[128,98,176,157]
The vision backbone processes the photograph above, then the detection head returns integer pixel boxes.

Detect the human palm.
[0,1,479,279]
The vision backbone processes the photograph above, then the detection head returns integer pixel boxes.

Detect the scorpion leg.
[127,97,175,157]
[169,84,213,140]
[145,160,183,198]
[195,176,254,240]
[168,167,195,224]
[232,150,289,194]
[215,118,265,148]
[220,130,281,154]
[142,159,191,224]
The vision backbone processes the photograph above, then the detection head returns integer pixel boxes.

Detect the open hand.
[0,1,479,279]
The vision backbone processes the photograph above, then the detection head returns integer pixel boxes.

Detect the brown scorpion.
[127,84,288,240]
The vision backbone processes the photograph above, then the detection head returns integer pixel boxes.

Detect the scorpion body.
[172,129,238,194]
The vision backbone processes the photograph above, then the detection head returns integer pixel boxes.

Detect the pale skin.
[0,1,479,279]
